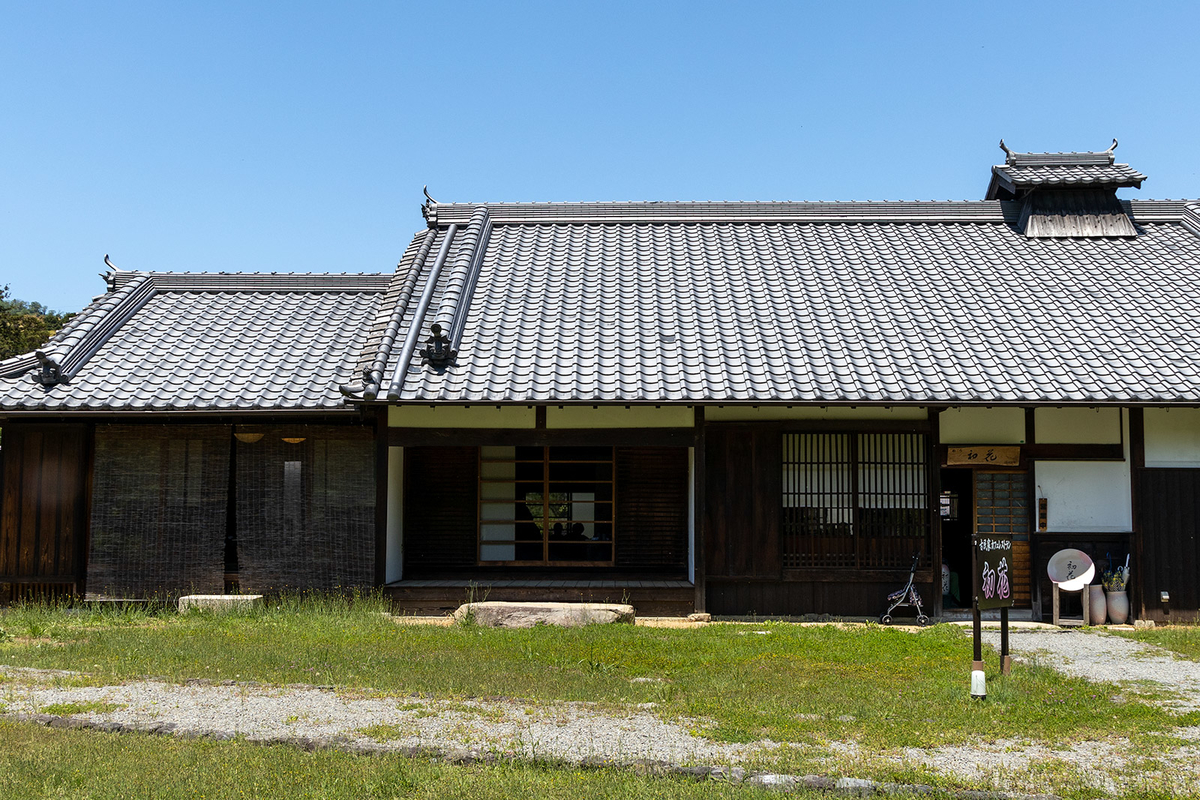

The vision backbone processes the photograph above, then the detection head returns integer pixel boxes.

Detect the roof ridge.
[110,271,390,292]
[431,207,492,357]
[428,200,1023,225]
[358,228,438,400]
[34,275,155,385]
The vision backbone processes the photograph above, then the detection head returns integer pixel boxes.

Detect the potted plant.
[1102,555,1131,625]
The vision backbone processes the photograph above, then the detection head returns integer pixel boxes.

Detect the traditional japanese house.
[3,142,1199,622]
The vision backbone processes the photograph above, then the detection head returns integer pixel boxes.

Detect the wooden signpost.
[972,533,1014,695]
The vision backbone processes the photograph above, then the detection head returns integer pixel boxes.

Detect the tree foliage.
[0,284,77,360]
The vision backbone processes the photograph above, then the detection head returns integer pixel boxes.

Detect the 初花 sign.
[947,446,1020,467]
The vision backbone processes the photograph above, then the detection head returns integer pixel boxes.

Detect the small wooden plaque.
[947,445,1020,467]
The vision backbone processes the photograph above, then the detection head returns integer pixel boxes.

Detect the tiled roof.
[987,143,1146,197]
[994,162,1146,189]
[0,272,388,411]
[364,199,1200,405]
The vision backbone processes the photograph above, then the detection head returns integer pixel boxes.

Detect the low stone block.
[178,594,263,613]
[1134,618,1156,629]
[452,601,635,628]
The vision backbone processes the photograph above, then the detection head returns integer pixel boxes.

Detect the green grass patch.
[1115,624,1200,661]
[0,719,853,800]
[39,700,124,716]
[0,597,1192,751]
[358,722,405,742]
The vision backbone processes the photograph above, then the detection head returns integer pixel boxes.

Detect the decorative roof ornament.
[998,139,1017,165]
[419,323,457,367]
[104,254,122,271]
[32,350,63,385]
[422,185,438,226]
[1106,138,1119,154]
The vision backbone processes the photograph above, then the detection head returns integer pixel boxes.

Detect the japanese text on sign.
[976,534,1014,610]
[947,446,1020,467]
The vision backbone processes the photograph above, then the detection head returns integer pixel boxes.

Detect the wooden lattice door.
[974,471,1032,608]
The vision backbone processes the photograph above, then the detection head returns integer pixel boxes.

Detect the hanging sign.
[975,534,1015,610]
[947,446,1020,467]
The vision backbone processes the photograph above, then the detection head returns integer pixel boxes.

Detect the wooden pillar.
[693,406,706,613]
[929,407,944,617]
[374,405,390,587]
[1025,408,1040,621]
[1128,407,1145,620]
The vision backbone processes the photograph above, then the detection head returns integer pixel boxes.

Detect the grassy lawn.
[1115,624,1200,661]
[0,595,1190,755]
[0,719,841,800]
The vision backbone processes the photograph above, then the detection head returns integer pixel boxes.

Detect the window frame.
[476,445,617,567]
[781,431,932,570]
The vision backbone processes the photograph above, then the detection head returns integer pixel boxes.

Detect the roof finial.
[998,139,1016,164]
[1106,138,1118,153]
[103,254,121,271]
[421,185,439,226]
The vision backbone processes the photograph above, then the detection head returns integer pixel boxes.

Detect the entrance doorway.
[939,468,1032,610]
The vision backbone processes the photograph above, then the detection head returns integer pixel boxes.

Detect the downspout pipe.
[385,223,458,401]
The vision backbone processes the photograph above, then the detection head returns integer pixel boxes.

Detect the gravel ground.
[0,668,757,766]
[4,628,1200,796]
[981,627,1200,712]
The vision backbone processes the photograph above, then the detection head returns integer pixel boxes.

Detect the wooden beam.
[1021,443,1124,461]
[1025,408,1036,445]
[388,427,696,447]
[709,419,931,433]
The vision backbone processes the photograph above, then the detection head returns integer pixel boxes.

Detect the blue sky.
[3,1,1199,312]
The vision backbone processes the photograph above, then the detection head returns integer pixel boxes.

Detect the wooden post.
[1000,606,1011,674]
[1128,408,1144,620]
[972,532,983,672]
[374,405,389,587]
[693,406,706,613]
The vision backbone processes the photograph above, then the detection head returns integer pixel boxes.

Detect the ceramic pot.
[1088,585,1107,626]
[1107,590,1130,625]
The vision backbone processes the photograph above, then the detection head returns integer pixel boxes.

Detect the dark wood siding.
[1137,469,1200,620]
[704,427,782,580]
[706,579,934,618]
[703,424,935,616]
[615,447,688,572]
[0,424,89,588]
[404,446,478,573]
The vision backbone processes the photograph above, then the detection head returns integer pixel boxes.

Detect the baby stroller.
[880,552,930,625]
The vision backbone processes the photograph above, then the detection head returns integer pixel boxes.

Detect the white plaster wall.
[385,446,404,583]
[389,405,535,428]
[547,405,694,428]
[1145,408,1200,467]
[1035,407,1121,444]
[1035,413,1131,532]
[705,406,927,421]
[938,407,1026,444]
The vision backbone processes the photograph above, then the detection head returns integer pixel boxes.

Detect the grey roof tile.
[0,272,388,411]
[379,199,1200,405]
[994,162,1146,188]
